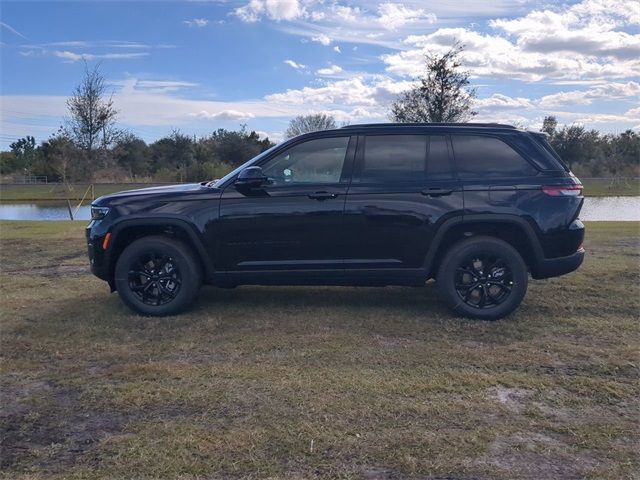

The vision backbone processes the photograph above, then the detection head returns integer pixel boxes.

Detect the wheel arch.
[424,214,544,278]
[105,218,214,290]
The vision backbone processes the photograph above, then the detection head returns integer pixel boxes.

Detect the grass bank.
[1,178,638,202]
[0,221,638,479]
[0,183,167,202]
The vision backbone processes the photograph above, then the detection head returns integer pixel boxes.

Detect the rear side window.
[427,135,452,180]
[358,135,453,182]
[452,135,538,178]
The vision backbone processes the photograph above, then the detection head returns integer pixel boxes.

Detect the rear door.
[342,133,464,274]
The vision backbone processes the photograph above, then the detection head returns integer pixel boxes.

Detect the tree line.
[1,128,274,183]
[1,48,638,183]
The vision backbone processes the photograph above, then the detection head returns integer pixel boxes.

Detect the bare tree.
[390,43,477,123]
[285,113,337,138]
[66,62,119,168]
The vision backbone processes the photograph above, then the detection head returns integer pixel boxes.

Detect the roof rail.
[340,122,518,129]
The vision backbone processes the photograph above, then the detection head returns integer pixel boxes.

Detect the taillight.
[542,185,583,196]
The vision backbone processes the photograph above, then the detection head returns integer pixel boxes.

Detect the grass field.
[1,178,638,201]
[0,220,638,479]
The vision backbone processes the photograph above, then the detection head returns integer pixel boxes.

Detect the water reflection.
[0,202,91,221]
[0,197,638,221]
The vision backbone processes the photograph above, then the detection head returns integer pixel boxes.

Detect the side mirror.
[235,166,267,189]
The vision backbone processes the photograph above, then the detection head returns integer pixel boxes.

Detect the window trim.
[450,133,541,179]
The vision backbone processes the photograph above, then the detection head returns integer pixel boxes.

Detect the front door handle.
[308,191,338,200]
[421,188,453,197]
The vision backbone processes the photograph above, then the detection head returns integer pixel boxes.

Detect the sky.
[0,0,639,149]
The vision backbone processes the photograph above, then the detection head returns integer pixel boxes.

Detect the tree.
[65,62,119,173]
[112,133,151,178]
[552,125,588,171]
[205,127,274,166]
[9,136,37,175]
[40,132,88,183]
[541,116,558,137]
[285,113,337,138]
[389,44,477,123]
[150,130,194,182]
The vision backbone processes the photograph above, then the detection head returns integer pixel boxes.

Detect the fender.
[106,216,215,286]
[422,213,545,276]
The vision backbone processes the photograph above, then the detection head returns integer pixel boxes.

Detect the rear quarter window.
[452,135,538,178]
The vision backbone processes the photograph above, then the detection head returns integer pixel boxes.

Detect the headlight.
[91,206,110,220]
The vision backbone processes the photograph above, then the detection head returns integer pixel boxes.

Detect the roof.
[340,122,518,130]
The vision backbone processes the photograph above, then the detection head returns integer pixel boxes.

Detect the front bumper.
[531,248,585,280]
[86,225,109,281]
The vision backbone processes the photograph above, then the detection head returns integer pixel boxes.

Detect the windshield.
[211,143,281,188]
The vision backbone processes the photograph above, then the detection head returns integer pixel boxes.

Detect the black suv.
[87,123,585,320]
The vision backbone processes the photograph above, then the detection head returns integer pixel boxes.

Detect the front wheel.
[437,236,528,320]
[114,236,202,316]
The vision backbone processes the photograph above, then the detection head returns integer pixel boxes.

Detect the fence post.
[66,199,74,220]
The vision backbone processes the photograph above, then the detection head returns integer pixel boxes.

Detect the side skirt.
[209,268,428,288]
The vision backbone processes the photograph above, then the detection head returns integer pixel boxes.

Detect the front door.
[342,134,464,274]
[217,135,355,276]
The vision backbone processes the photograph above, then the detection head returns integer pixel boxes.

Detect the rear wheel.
[437,236,528,320]
[114,236,202,316]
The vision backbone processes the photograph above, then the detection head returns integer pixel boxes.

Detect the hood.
[93,183,209,206]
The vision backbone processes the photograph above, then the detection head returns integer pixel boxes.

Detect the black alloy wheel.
[115,236,202,316]
[128,252,182,306]
[437,236,528,320]
[454,254,513,309]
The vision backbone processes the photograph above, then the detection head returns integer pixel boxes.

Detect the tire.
[114,236,202,316]
[437,236,528,320]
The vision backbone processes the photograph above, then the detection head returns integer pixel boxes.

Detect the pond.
[0,197,638,221]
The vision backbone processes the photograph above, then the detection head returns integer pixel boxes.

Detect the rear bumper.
[532,248,585,280]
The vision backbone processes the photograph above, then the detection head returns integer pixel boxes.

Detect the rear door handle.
[421,188,453,197]
[308,191,338,200]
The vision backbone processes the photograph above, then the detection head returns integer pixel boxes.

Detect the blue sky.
[1,0,639,149]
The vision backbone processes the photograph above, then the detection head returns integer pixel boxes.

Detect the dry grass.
[0,220,638,479]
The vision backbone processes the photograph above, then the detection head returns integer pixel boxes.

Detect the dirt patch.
[481,432,602,479]
[4,264,89,278]
[488,386,532,413]
[0,380,128,473]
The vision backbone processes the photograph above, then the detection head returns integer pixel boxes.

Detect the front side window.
[262,136,350,184]
[452,135,538,178]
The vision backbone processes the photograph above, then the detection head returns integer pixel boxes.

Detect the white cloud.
[377,3,437,31]
[183,18,209,27]
[265,75,413,109]
[539,81,640,107]
[333,45,341,53]
[234,0,303,22]
[53,50,149,62]
[311,33,332,46]
[316,64,343,75]
[283,59,306,69]
[194,109,256,120]
[384,21,640,81]
[475,94,534,110]
[111,78,199,93]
